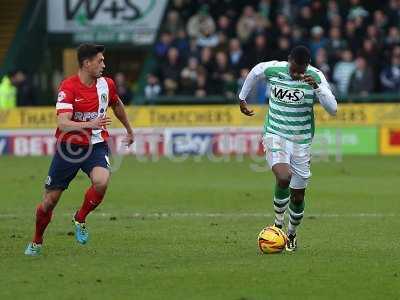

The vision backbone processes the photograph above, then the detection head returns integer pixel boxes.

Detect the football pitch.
[0,155,399,299]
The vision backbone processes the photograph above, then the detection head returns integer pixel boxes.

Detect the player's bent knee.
[90,167,110,194]
[43,191,62,211]
[42,200,56,212]
[277,179,290,188]
[276,173,291,188]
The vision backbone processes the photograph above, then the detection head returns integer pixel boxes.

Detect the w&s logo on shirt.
[271,86,305,103]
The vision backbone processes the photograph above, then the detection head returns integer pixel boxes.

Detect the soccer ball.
[258,226,287,254]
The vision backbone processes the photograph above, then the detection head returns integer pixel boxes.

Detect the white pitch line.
[0,212,397,219]
[124,212,398,218]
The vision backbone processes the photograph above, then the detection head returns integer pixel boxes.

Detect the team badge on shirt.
[57,91,66,102]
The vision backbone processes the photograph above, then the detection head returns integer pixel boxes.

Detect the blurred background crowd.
[146,0,400,103]
[0,0,399,107]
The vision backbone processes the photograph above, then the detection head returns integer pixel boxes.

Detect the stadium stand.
[149,0,400,102]
[0,0,28,65]
[0,0,399,105]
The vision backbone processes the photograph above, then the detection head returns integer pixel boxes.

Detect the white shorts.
[262,132,311,189]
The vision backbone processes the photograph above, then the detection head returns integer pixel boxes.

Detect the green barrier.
[313,126,378,155]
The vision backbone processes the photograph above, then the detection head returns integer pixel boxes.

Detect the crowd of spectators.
[147,0,400,102]
[0,69,135,108]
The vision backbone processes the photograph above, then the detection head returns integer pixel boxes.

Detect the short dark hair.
[77,43,105,67]
[289,46,311,66]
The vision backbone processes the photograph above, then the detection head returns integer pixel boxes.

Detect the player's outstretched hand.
[91,117,112,129]
[239,100,255,116]
[122,132,134,146]
[302,75,318,89]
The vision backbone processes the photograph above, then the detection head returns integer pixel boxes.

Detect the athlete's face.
[288,57,308,80]
[86,53,105,78]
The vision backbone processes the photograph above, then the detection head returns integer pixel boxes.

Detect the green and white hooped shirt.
[239,61,337,144]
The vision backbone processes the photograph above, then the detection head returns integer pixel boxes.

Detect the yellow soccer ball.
[258,225,287,254]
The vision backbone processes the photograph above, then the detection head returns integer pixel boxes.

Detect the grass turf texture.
[0,156,399,299]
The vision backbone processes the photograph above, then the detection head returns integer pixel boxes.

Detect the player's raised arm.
[304,71,337,116]
[110,98,134,146]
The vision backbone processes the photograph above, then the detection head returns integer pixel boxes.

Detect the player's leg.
[288,188,306,237]
[271,163,291,228]
[75,166,110,223]
[73,142,110,244]
[25,143,81,255]
[24,189,63,256]
[33,189,63,243]
[286,147,311,251]
[285,187,305,251]
[263,133,291,229]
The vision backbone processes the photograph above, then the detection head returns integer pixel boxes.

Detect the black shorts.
[45,142,110,191]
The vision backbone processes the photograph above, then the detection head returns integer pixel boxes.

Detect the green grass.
[0,156,399,299]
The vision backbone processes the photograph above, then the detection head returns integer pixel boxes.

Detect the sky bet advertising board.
[0,127,377,157]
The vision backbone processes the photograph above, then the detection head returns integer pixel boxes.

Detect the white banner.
[47,0,168,44]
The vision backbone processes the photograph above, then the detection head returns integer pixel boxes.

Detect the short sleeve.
[106,78,119,105]
[56,80,74,114]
